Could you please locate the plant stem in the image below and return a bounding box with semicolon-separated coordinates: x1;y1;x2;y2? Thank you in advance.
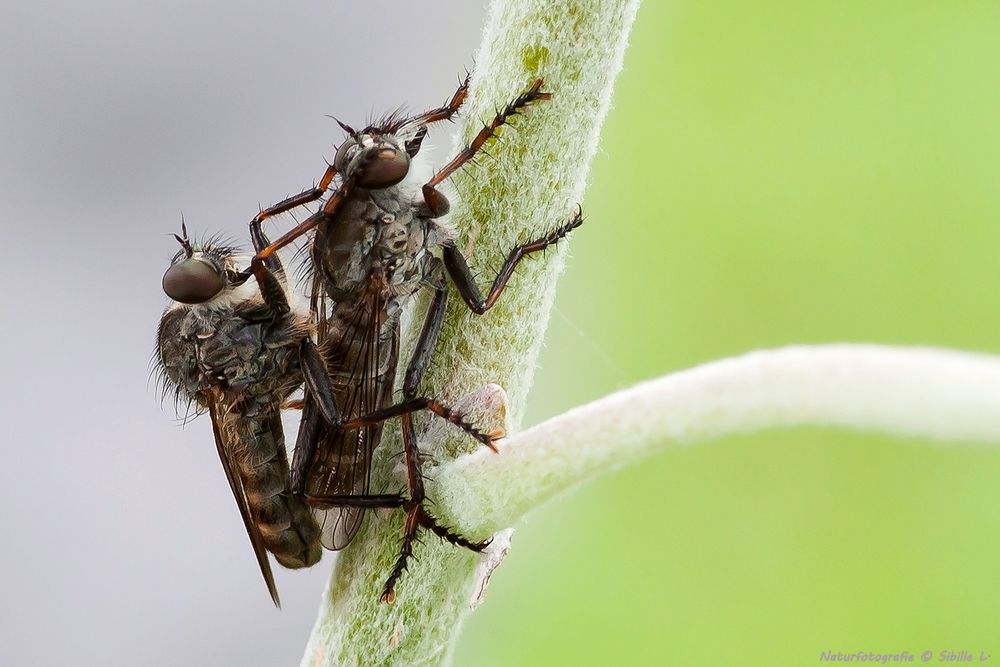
433;344;1000;537
301;0;640;665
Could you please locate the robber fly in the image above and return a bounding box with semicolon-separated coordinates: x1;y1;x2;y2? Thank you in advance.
240;75;584;602
155;222;341;607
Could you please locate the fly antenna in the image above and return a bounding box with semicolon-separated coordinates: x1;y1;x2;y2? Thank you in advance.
174;214;193;257
328;115;361;141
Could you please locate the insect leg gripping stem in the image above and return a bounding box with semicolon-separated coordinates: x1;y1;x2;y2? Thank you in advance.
421;77;551;216
340;397;502;452
444;205;585;314
377;413;492;605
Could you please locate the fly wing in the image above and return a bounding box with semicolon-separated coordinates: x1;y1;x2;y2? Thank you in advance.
306;296;399;550
308;423;381;549
206;395;281;607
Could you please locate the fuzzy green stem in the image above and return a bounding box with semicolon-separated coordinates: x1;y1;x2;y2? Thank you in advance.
301;1;640;665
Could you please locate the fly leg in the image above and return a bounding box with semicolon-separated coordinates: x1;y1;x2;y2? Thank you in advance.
251;163;338;235
419;77;551;216
234;163;341;282
249;220;341;433
399;72;471;130
339;396;502;452
302;285;499;601
394;73;472;158
377;411;490;604
237;186;344;279
339;280;503;451
444;206;584;314
288;397;323;495
236;144;380;280
375;283;493;602
246;216;293;315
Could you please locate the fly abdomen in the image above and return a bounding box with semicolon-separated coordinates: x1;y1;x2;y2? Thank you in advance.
224;406;322;569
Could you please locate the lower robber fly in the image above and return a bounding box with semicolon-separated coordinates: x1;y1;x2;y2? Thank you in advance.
155;223;343;607
240;74;584;601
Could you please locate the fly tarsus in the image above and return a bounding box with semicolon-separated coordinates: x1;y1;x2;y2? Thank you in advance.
340;396;504;452
251;163;338;227
380;502;491;605
390;71;472;135
444;205;584;315
421;77;551;216
299;490;490;604
420;509;491;552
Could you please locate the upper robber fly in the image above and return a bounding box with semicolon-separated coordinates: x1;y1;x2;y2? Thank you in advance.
241;74;584;602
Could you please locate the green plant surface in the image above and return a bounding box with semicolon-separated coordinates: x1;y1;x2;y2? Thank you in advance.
454;2;1000;666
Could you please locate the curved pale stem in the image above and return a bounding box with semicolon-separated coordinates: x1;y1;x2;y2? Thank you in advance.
433;344;1000;536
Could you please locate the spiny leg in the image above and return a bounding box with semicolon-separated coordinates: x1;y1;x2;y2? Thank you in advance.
341;276;503;450
249;209;288;279
240;163;339;282
306;281;497;601
391;72;472;133
251;163;338;230
340;396;501;452
380;411;426;603
421;77;551;216
377;280;493;602
378;412;492;603
241;217;294;317
444;206;584;314
381;508;492;603
246;220;342;431
403;282;448;399
236;163;367;284
244;206;328;269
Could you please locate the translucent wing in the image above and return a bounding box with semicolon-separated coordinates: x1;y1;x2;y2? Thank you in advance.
206;395;281;607
306;295;399;550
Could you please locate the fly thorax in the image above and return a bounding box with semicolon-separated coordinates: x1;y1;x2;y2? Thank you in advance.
376;214;409;257
377;215;430;292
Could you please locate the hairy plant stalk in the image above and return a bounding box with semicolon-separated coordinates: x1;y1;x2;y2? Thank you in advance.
301;1;640;665
433;344;1000;536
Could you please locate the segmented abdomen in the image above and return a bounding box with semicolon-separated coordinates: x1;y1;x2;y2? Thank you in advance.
223;405;321;568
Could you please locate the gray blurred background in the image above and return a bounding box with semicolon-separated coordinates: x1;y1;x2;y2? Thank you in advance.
10;2;1000;666
0;2;488;664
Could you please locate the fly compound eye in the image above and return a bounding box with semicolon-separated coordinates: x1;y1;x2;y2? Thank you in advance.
162;258;225;304
356;146;410;189
334;138;358;171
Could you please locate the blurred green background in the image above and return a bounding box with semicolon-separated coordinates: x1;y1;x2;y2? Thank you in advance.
455;2;1000;665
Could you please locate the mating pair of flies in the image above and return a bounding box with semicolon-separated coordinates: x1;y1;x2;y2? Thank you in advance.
156;75;583;606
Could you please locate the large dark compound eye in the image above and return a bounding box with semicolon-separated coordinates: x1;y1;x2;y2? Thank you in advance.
162;258;225;304
357;146;410;189
334;137;358;171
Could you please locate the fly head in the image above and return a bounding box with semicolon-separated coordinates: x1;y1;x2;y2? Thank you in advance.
333;123;411;190
162;228;242;305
